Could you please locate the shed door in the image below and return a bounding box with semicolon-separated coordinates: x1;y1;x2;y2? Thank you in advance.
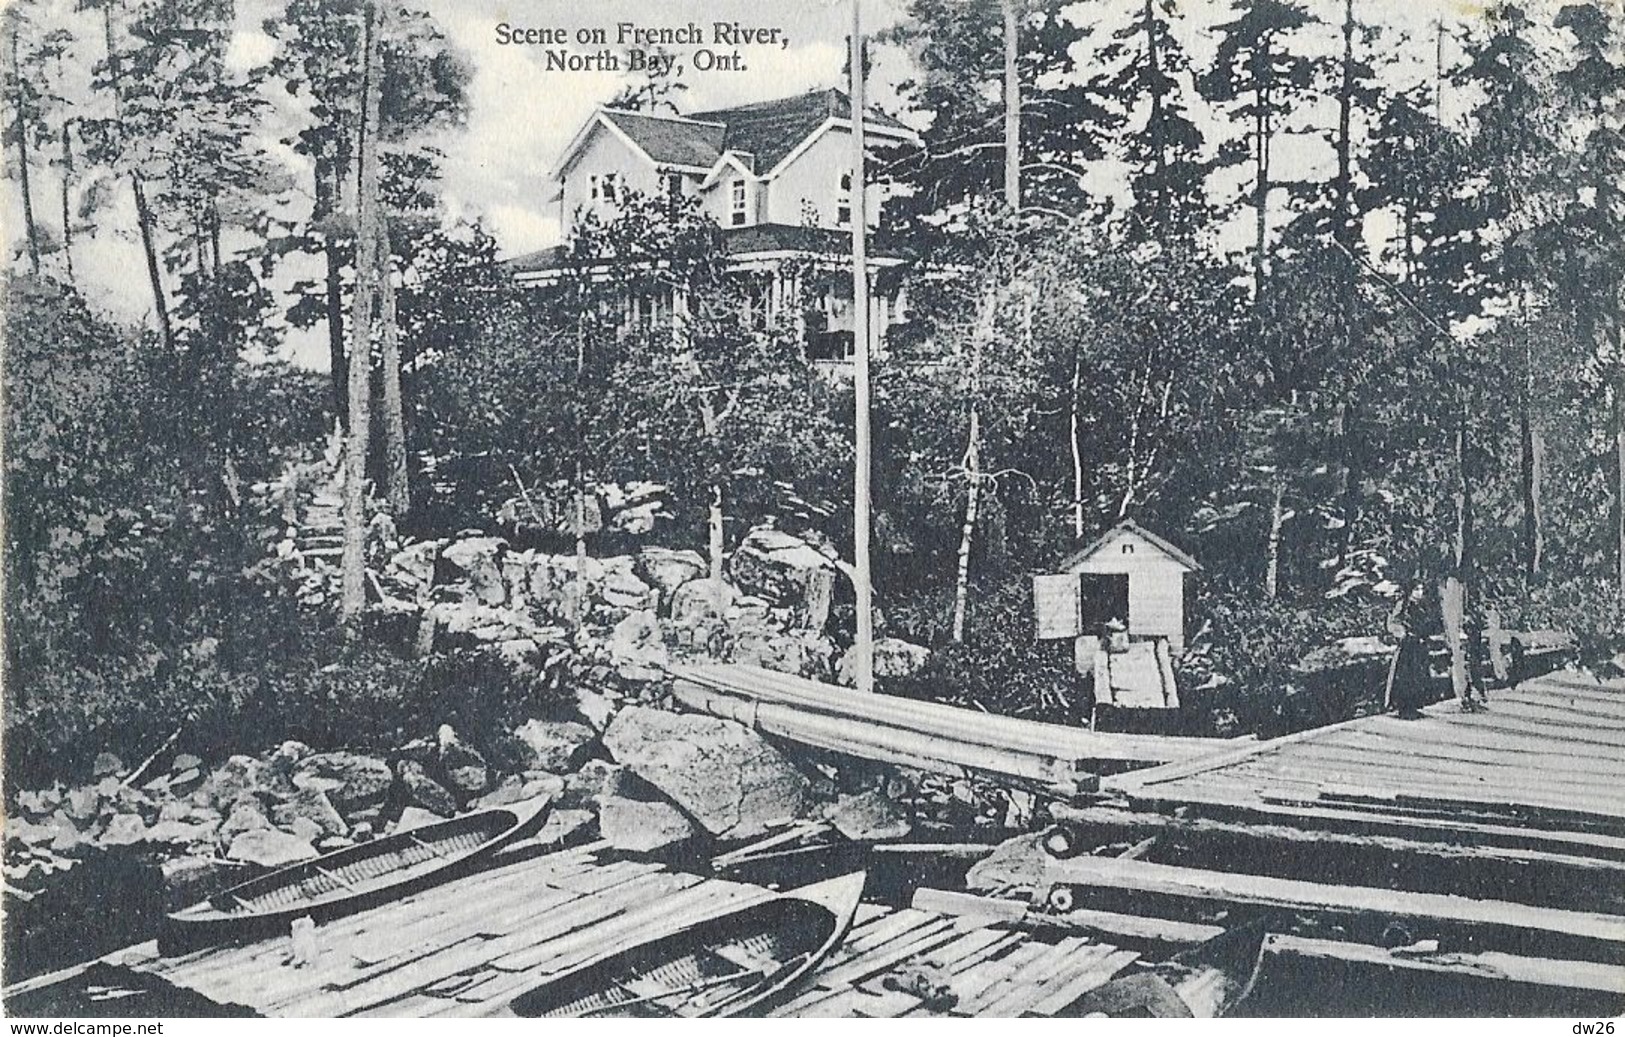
1033;574;1081;640
1080;573;1129;633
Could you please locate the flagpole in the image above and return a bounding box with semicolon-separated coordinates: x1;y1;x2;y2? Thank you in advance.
850;0;874;693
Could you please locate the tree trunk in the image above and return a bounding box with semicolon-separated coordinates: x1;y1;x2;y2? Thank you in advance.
99;5;172;350
131;177;173;350
1142;0;1165;220
1520;404;1544;587
1264;479;1284;599
377;217;410;516
1252;74;1270;297
1338;398;1361;567
318;152;350;427
11;33;41;275
1002;0;1020;211
1615;323;1625;603
59;121;75;284
340;0;383;633
1334;0;1355;247
951;405;981;643
1070;345;1085;539
709;484;725;586
1445;405;1480;701
572;460;589;629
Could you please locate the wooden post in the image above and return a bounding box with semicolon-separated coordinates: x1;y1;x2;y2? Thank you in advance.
850;0;874;693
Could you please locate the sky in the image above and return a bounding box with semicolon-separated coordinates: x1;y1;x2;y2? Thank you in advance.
6;0;1504;368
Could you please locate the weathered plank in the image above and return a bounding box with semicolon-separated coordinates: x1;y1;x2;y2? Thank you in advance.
1040;856;1625;954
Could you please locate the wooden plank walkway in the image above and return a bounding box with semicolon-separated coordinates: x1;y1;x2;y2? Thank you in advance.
1106;674;1625;858
11;843;1139;1018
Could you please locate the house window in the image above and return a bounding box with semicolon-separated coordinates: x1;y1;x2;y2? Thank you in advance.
600;172;618;204
837;171;853;226
730;179;748;226
589;174;599;200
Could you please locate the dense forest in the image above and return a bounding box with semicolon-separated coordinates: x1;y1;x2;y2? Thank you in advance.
4;0;1623;788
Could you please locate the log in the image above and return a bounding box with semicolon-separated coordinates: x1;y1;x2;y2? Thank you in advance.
1039;855;1625;960
672;680;1098;797
1266;934;1625;996
673;663;1221;766
1047;804;1625;913
1122;788;1625;862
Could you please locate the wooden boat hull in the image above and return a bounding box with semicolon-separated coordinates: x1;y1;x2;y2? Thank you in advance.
496;871;867;1018
1068;922;1266;1018
160;798;551;953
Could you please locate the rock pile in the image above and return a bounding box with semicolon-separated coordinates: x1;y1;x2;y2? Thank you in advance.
5;695;941;902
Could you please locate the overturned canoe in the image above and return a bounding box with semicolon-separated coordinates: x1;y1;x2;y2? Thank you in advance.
498;871;867;1018
1069;921;1266;1018
161;797;551;952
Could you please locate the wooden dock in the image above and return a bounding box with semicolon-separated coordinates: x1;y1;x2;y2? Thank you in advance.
10;672;1623;1018
1104;673;1625;859
4;842;1146;1018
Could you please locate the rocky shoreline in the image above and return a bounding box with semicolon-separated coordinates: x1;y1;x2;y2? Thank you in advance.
5;514;949;918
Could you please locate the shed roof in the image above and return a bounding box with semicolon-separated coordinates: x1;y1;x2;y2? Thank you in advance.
1058;519;1202;573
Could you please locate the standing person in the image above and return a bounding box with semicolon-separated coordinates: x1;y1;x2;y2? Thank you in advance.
1384;580;1436;719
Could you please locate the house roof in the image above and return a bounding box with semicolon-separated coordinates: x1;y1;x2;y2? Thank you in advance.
554;89;915;184
1058;519;1202;573
690;88;912;173
505;223;905;275
598;109;726;169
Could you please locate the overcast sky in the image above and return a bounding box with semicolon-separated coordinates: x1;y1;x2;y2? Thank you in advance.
12;0;1495;368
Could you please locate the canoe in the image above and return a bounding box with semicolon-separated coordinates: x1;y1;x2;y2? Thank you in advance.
161;797;551;952
498;871;867;1018
1068;921;1266;1018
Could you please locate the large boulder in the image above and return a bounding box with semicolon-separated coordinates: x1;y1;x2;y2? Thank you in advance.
728;625;834;680
529;554;604;609
437;725;489;795
100;813;149;847
536;808;597;847
597;558;656;613
598;794;697;853
965;833;1048;894
226;828;317;869
558;760;625;811
219;799;271;840
15;787;64;819
827;790;912;842
63;786;101;823
728;527;837;630
92;752;126;779
292;752;394;812
441;536;508;606
602;707;811;840
635;548;708;613
145;819;217;849
838;637;932;685
264;740;313;782
474;772;565;811
385;539;443;596
607;610;669;683
162;855;226;904
271;789;348;839
396;760;458;817
669;578;736;631
200;755;268;810
513;718;598;774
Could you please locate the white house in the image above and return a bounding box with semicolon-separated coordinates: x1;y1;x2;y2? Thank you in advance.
507;88;920;364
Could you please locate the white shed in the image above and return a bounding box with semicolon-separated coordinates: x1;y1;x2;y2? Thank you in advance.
1033;519;1201;656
